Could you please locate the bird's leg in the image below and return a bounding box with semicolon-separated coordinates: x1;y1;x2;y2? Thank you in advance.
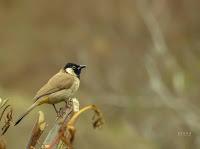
64;101;68;108
52;104;60;118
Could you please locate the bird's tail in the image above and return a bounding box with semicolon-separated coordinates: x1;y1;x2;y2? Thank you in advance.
14;102;38;126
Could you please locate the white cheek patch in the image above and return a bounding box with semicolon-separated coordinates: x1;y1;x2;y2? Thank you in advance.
66;68;76;76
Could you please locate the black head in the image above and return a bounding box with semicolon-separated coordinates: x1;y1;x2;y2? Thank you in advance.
64;63;86;78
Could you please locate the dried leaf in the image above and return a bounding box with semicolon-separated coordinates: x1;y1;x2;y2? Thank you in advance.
26;111;46;148
0;99;8;109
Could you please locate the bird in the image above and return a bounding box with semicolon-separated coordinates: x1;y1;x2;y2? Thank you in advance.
14;63;86;126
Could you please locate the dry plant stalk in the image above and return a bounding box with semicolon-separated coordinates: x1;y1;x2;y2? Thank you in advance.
42;106;74;149
56;104;104;149
42;100;104;149
56;104;104;148
26;98;104;149
26;111;46;149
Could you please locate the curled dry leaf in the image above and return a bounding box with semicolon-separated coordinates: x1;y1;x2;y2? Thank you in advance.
26;111;46;149
68;105;104;129
38;111;46;131
41;103;104;149
2;109;13;135
0;137;6;149
0;105;13;135
0;99;9;110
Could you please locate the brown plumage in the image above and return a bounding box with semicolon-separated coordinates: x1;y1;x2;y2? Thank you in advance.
14;63;86;125
33;69;74;101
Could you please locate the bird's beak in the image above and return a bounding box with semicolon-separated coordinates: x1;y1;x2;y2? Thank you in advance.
79;65;86;70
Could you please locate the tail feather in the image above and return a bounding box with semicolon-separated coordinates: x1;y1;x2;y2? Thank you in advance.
14;103;38;126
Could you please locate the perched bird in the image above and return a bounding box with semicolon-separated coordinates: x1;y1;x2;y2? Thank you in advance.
14;63;86;126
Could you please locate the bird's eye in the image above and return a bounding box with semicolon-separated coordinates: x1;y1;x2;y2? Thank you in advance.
72;66;76;70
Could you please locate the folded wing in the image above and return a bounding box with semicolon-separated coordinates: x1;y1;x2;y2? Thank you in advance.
33;72;74;101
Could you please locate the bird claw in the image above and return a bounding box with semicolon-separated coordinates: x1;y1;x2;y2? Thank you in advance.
56;107;65;118
65;98;73;108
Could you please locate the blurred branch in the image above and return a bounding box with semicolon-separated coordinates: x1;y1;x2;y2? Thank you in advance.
145;57;200;132
137;0;200;133
137;0;185;94
26;111;46;149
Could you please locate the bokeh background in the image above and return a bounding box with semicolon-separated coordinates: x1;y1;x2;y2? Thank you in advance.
0;0;200;148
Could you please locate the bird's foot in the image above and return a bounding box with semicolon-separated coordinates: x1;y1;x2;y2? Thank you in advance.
56;107;66;118
64;99;72;109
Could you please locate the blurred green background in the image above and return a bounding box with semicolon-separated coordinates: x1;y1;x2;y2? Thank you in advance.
0;0;200;148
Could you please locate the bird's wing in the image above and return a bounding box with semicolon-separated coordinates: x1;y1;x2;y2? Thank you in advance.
33;72;74;101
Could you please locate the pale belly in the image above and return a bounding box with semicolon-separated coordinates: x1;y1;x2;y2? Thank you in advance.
47;89;71;104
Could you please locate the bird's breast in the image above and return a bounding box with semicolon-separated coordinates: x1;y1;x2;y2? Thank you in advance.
70;77;80;93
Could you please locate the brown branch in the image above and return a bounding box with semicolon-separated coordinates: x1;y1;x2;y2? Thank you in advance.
26;111;46;149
